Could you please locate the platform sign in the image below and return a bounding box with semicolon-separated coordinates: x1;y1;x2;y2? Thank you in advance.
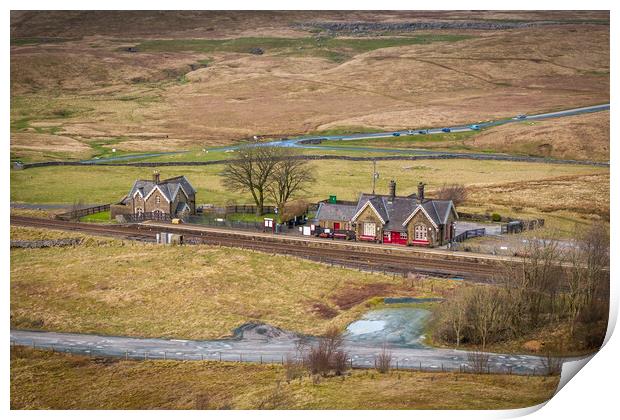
329;195;337;203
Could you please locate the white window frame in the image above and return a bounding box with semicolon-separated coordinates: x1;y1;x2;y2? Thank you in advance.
363;222;376;236
414;225;428;241
136;207;144;216
156;195;161;204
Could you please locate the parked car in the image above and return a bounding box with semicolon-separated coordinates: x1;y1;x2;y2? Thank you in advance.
513;114;527;120
469;124;481;130
441;128;451;133
392;132;401;136
407;130;414;135
418;130;428;135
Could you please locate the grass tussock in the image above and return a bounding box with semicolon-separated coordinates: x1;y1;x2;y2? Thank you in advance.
10;226;118;245
10;240;460;339
10;346;559;410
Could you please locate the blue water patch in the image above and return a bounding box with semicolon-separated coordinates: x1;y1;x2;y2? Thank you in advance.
345;307;431;348
384;297;443;304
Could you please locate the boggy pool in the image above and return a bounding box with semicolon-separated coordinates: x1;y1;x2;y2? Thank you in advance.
345;307;431;348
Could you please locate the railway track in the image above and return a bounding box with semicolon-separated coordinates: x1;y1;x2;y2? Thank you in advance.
11;216;511;282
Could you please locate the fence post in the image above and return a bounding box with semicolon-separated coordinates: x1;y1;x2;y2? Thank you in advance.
125;350;128;360
219;352;222;362
164;351;166;360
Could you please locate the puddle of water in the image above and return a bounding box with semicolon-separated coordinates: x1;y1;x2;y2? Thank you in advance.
346;320;387;335
345;307;431;348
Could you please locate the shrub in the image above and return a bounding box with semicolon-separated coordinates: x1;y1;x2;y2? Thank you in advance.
467;350;490;374
375;346;392;374
491;213;501;222
302;327;349;377
284;355;305;382
541;352;563;376
435;183;468;205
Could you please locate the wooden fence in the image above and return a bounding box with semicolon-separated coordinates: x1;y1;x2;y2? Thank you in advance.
453;228;485;243
201;205;277;215
55;204;110;221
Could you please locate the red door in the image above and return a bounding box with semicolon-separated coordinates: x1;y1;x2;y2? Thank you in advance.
333;222;340;230
388;231;407;246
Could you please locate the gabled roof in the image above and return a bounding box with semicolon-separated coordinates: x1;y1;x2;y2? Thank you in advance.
402;200;457;228
175;201;191;214
351;194;388;224
125;176;196;204
315;202;357;222
314;191;458;233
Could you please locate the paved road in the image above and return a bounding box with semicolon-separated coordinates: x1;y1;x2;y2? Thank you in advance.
259;103;611;151
11;326;556;375
82;103;609;163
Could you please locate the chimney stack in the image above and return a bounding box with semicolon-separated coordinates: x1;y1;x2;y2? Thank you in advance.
389;180;396;202
153;170;160;184
417;182;425;203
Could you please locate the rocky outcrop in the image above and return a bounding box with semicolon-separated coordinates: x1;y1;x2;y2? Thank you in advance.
10;238;82;248
293;20;571;35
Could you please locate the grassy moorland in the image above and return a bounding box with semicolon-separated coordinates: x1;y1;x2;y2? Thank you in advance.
10;231;460;339
10;347;559;410
136;35;474;63
11;12;609;158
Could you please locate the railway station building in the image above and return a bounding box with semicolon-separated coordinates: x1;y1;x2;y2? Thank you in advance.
315;181;458;247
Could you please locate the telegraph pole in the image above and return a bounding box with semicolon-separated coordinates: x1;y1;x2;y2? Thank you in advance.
372;160;379;194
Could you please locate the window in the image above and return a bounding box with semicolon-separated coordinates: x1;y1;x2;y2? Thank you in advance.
136;207;143;216
363;222;376;236
401;232;408;240
414;225;427;241
156;195;161;204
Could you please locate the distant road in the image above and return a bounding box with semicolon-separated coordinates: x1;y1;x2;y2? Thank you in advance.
76;103;609;164
273;103;610;150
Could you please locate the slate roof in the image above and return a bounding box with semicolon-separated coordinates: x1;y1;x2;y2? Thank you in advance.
350;193;457;232
175;201;191;213
315;202;357;222
122;176;196;204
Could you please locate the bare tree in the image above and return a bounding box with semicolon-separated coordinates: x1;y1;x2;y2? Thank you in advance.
70;198;85;221
507;236;564;328
220;147;281;215
541;351;563;376
375;344;392;374
449;292;468;348
467;350;490;374
468;287;505;350
435;183;468;205
565;223;609;338
267;151;315;221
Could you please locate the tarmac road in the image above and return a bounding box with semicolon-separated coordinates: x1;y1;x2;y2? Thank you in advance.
10;321;558;376
207;103;610;159
77;103;609;164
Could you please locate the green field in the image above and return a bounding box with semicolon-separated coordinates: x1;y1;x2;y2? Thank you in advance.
320;131;478;149
10;159;606;205
79;210;111;222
